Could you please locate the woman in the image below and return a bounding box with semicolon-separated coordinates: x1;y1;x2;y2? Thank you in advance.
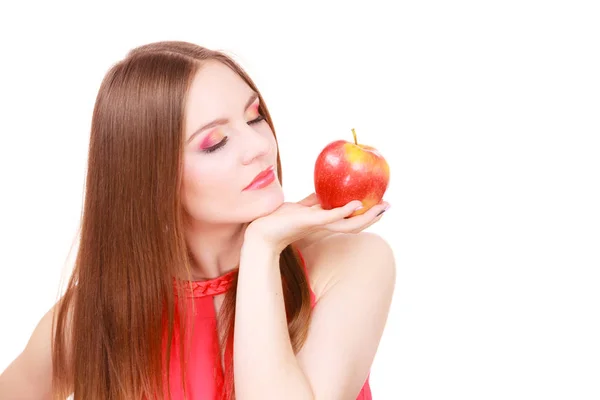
0;41;395;399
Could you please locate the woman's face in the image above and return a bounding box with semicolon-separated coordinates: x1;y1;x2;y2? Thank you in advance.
181;61;284;226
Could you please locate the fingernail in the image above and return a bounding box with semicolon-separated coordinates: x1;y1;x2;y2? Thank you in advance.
376;204;390;216
354;201;364;210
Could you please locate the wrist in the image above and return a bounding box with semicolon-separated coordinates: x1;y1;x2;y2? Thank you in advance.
242;228;283;260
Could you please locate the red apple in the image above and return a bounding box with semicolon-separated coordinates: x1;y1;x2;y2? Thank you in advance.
314;128;390;216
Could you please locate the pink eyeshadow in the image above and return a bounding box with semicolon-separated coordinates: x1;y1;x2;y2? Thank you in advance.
199;129;224;149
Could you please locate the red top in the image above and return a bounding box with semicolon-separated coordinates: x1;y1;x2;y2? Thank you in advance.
165;251;372;399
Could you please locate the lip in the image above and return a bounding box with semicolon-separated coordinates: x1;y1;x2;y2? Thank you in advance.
243;166;276;191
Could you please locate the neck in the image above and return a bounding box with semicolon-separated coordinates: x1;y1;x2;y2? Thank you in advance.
183;219;248;280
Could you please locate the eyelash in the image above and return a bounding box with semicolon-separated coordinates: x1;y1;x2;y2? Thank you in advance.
201;114;266;154
248;114;265;125
202;136;229;153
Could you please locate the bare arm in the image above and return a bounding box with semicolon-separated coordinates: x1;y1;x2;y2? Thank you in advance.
0;306;56;400
296;232;396;398
234;231;396;399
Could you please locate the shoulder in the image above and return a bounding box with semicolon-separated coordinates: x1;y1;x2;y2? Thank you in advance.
0;301;64;398
1;292;76;373
298;232;396;302
292;233;395;398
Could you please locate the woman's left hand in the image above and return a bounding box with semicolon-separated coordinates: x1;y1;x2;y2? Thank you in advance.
245;193;389;254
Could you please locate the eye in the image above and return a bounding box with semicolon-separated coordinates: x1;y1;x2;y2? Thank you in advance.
248;114;265;125
198;127;228;154
201;136;228;153
245;102;266;125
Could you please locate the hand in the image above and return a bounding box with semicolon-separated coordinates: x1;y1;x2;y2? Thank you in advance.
294;194;388;250
245;193;389;254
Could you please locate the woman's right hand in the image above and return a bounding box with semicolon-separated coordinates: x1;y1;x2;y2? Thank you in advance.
245;193;389;255
293;193;388;250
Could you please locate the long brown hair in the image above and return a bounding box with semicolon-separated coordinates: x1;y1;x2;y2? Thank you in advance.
51;41;312;400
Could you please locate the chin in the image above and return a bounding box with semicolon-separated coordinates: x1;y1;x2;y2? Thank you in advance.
190;186;285;226
244;186;285;221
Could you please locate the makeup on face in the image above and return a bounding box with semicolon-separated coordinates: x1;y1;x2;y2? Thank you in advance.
198;127;228;153
245;100;260;121
198;127;226;149
193;96;263;153
242;165;276;191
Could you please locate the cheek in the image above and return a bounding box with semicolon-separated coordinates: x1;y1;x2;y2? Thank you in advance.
182;158;235;208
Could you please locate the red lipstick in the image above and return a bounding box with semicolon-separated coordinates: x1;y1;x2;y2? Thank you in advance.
243;166;275;191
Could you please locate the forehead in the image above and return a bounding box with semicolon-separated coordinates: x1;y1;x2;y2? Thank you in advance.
185;61;254;137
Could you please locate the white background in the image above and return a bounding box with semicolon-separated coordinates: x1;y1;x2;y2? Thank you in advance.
1;1;599;399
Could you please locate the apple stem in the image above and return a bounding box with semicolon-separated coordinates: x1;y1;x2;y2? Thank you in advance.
351;128;358;145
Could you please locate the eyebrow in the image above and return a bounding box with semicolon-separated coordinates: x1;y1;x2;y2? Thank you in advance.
186;92;259;144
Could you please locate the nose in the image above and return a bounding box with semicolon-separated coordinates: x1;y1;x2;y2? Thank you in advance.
239;124;272;165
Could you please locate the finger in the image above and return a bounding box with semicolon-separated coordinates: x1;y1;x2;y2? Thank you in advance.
348;215;380;233
308;200;364;225
348;213;382;233
324;202;389;233
297;193;319;207
326;205;385;233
